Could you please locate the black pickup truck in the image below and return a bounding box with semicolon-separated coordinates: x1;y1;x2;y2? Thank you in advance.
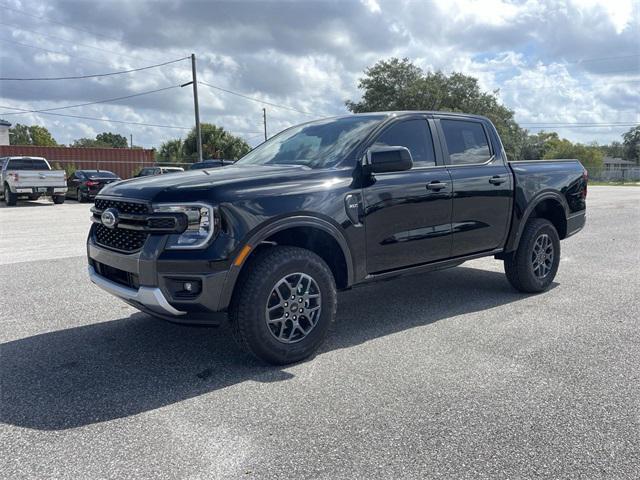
88;112;587;364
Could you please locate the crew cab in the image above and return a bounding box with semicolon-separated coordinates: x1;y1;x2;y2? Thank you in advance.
1;156;67;205
87;112;587;364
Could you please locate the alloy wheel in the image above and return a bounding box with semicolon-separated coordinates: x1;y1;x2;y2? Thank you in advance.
265;272;322;343
531;233;554;279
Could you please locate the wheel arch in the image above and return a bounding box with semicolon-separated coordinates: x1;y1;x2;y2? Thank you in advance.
507;192;569;252
218;216;354;310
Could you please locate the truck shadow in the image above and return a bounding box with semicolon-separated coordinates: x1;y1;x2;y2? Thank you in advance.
0;265;551;431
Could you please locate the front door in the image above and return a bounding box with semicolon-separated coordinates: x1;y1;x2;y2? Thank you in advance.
363;118;453;273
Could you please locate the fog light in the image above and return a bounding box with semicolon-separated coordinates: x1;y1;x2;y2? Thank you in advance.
167;278;202;298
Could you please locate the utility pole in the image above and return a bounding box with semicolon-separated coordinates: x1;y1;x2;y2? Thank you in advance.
191;53;203;161
263;108;267;142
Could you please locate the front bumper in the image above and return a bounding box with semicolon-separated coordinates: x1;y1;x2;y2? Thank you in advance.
88;265;185;316
87;234;230;326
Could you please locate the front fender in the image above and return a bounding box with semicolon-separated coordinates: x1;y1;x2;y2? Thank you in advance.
216;215;354;311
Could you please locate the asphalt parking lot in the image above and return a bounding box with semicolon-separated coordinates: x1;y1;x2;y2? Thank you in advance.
1;186;639;479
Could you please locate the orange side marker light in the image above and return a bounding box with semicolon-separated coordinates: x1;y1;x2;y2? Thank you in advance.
234;245;252;266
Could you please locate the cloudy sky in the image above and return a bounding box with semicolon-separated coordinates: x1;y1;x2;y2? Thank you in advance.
0;0;638;151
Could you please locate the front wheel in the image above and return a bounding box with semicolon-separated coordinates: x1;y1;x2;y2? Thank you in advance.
504;218;560;293
229;246;337;365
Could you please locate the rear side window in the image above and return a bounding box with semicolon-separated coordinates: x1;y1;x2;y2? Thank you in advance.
374;119;436;167
6;158;50;170
441;120;492;165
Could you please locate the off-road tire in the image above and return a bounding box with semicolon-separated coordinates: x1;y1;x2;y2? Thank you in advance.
229;246;337;365
4;185;17;206
504;218;560;293
53;195;65;204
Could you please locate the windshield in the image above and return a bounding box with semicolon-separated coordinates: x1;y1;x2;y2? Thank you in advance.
7;158;49;170
236;115;385;168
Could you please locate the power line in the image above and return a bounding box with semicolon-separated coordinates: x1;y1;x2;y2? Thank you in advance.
0;85;184;116
198;81;318;116
520;122;638;125
0;37;132;69
0;21;164;66
0;56;189;81
524;124;638;129
567;54;640;65
2;3;135;47
0;105;192;130
0;105;265;136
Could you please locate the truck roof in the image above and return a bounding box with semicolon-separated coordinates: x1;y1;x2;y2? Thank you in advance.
329;111;492;122
1;156;47;160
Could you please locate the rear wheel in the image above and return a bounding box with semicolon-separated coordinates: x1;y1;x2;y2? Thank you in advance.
504;218;560;293
77;189;86;203
28;194;40;201
229;246;337;365
4;184;17;206
53;195;65;204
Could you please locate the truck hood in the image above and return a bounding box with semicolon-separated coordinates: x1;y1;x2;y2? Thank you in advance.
98;164;316;202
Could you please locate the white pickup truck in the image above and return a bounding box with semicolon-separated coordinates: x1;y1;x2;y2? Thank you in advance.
0;156;67;206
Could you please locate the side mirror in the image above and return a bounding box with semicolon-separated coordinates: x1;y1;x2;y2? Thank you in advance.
367;146;413;173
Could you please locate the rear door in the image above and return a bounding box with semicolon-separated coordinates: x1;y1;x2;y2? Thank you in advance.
437;117;512;257
363;117;453;273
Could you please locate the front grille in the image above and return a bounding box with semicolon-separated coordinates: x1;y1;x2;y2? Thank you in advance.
94;198;150;215
95;223;148;253
93;198;151;253
94;261;139;289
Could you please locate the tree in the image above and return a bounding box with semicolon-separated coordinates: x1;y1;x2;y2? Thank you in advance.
72;137;108;148
96;132;128;148
9;123;58;146
600;140;625;159
543;139;604;175
520;131;560;160
157;139;184;163
345;58;526;160
622;126;640;164
71;132;128;148
183;123;251;160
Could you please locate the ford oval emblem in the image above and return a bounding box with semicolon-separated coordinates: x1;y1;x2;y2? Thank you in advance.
101;208;119;229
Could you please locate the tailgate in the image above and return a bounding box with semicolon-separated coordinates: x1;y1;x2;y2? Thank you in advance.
9;170;66;188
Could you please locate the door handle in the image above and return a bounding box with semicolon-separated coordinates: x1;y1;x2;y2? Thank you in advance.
489;175;507;185
426;181;448;191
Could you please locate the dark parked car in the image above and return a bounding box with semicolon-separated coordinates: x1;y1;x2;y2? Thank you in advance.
189;159;234;170
135;166;184;177
87;112;587;365
67;170;121;202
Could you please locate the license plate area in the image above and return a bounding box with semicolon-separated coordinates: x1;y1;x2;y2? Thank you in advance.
36;187;48;193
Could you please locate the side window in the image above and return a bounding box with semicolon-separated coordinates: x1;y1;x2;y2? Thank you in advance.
440;120;492;165
75;172;85;180
374;119;436;167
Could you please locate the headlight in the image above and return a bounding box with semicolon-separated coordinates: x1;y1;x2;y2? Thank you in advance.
152;203;216;249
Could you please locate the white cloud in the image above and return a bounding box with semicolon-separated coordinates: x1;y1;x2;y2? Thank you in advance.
0;0;637;149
